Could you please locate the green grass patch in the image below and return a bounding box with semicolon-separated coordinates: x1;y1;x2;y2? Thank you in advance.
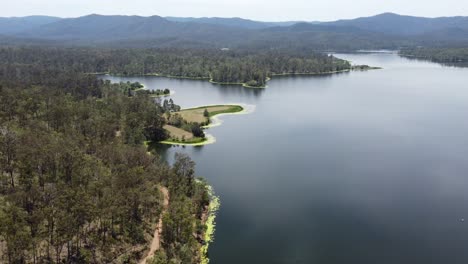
207;105;244;117
182;105;243;115
178;105;244;124
160;137;207;145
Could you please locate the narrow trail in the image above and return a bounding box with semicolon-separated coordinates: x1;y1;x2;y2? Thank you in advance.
139;186;169;264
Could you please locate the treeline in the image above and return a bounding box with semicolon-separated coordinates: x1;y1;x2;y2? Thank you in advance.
0;47;351;87
0;49;209;263
400;47;468;64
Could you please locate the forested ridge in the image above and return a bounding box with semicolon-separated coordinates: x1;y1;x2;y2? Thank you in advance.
400;47;468;64
0;47;351;88
2;13;468;51
0;46;211;263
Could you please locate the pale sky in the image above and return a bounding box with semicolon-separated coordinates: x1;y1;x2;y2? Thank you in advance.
2;0;467;21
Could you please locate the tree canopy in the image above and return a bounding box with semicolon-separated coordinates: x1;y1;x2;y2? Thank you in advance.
0;46;209;263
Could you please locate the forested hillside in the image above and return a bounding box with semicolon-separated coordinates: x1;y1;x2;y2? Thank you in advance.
324;13;468;35
164;16;300;29
400;47;468;63
0;47;211;263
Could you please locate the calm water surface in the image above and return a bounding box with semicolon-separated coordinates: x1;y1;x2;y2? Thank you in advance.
105;53;468;264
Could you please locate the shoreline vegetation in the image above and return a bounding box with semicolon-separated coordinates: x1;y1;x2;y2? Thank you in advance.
101;64;379;89
139;176;218;264
159;105;246;146
200;184;220;264
102;70;352;89
77;48;353;89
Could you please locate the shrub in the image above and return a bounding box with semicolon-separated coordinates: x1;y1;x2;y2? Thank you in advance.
191;124;205;138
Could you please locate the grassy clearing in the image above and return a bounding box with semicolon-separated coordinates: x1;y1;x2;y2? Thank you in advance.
207;105;243;118
161;125;208;144
163;125;194;140
178;105;244;124
160;105;243;146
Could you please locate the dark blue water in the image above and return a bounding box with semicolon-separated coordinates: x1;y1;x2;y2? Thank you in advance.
105;53;468;264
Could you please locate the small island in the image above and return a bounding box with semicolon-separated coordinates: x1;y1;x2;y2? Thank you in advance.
119;81;172;97
149;88;172;97
352;65;382;71
160;105;244;145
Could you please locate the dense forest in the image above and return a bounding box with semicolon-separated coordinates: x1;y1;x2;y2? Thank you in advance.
0;47;351;88
0;47;211;263
400;47;468;64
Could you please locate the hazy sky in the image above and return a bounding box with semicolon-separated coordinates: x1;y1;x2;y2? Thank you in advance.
2;0;467;21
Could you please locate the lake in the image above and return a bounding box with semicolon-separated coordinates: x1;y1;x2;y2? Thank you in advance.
104;53;468;264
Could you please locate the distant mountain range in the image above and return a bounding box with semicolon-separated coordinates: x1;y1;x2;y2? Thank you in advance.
0;13;467;50
164;17;305;29
0;16;61;34
324;13;468;35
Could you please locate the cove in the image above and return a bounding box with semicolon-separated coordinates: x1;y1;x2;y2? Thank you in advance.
103;53;468;264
